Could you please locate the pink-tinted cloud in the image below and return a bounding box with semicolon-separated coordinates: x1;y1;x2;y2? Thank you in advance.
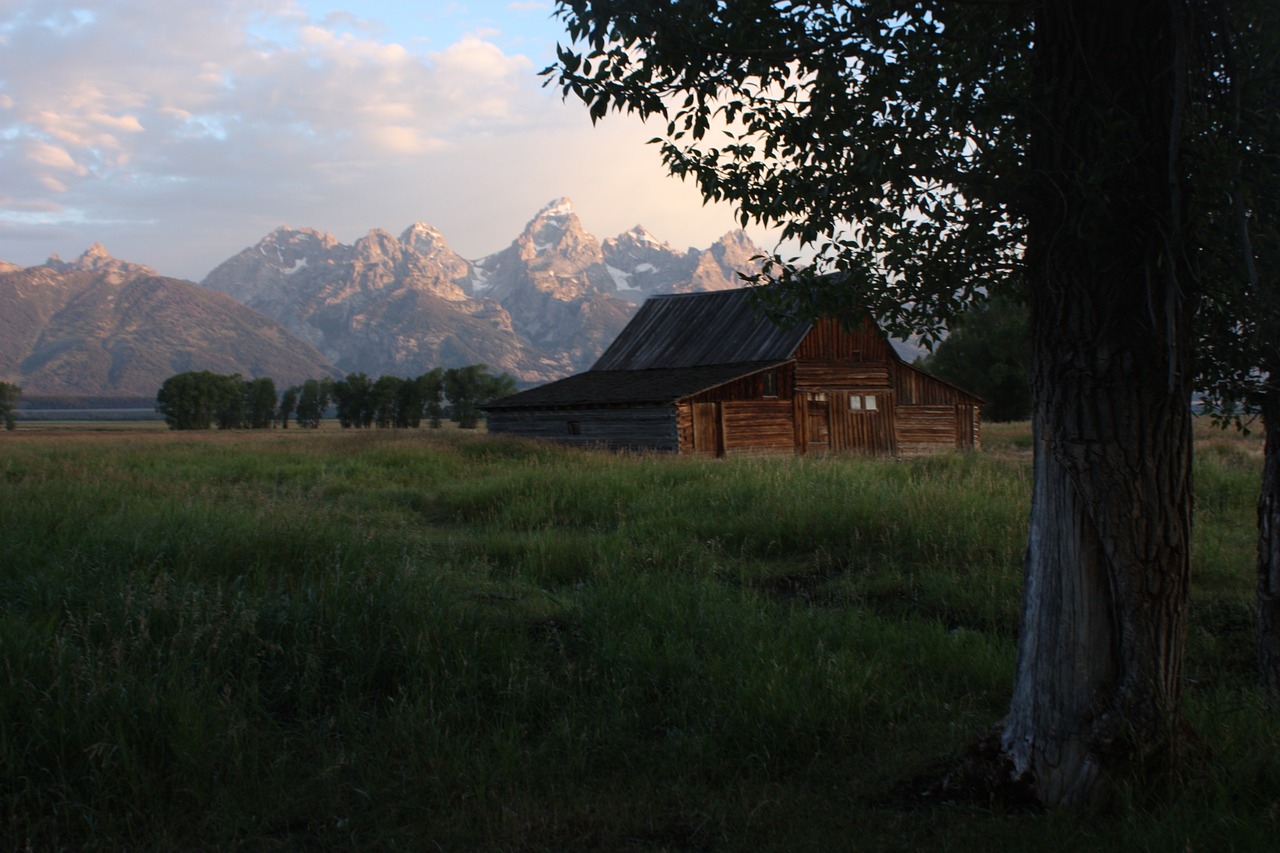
0;0;765;279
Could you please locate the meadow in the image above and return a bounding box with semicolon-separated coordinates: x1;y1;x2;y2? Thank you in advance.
0;421;1275;851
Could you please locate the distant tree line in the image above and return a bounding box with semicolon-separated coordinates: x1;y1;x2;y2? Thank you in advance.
155;367;516;431
0;381;21;430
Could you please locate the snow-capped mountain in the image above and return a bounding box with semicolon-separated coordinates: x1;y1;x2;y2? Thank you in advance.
0;200;764;395
201;198;763;381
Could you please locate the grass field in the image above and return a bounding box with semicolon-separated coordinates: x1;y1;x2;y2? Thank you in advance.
0;421;1275;850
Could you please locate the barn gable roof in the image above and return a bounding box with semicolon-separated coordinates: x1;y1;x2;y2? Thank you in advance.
592;288;812;370
482;286;976;414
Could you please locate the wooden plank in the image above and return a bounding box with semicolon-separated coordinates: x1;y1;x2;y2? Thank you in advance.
794;316;895;362
795;364;892;388
487;407;679;451
893;404;960;456
722;401;795;452
685;364;796;404
691;402;719;455
829;390;896;454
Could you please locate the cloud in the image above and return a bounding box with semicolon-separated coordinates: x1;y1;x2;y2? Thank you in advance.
24;140;85;174
0;0;761;279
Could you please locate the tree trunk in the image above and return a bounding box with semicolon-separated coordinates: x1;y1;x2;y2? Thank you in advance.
1258;380;1280;704
999;0;1193;805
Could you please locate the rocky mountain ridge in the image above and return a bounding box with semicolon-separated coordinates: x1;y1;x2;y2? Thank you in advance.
0;199;765;396
0;246;338;396
201;198;762;381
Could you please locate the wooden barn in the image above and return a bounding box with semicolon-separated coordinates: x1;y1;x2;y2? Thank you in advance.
482;288;983;457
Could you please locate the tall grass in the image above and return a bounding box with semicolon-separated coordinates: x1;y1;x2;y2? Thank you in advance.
0;424;1272;850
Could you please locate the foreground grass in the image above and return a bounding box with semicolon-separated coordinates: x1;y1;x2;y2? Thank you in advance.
0;424;1273;850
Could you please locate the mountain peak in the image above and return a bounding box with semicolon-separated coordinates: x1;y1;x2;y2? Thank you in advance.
402;221;444;240
57;242;113;269
261;225;337;243
535;197;576;220
46;243;156;280
399;221;450;255
608;225;669;250
514;197;599;268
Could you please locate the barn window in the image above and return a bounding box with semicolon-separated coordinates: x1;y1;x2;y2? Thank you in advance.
865;395;878;410
762;371;777;397
567;421;581;435
850;394;878;412
849;395;862;411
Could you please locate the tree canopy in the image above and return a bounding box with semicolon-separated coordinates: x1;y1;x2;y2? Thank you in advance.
205;366;516;432
917;293;1030;422
444;365;517;430
548;0;1031;341
156;371;228;430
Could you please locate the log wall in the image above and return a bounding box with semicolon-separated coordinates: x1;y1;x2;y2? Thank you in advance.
795;363;892;391
684;365;796;404
678;400;796;455
488;314;982;457
828;390;897;454
486;407;679;451
894;405;969;457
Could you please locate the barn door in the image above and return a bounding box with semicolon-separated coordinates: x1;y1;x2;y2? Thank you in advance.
691;402;721;455
805;393;830;452
835;391;896;454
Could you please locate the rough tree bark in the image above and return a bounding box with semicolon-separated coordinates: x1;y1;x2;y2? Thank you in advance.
1259;380;1280;704
999;0;1194;805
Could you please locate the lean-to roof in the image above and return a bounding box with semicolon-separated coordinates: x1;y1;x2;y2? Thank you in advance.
482;360;789;410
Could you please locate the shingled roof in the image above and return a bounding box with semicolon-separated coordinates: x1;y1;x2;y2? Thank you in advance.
484;289;810;411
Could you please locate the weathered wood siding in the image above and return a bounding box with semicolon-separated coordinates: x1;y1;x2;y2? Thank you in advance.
802;394;830;451
893;361;977;405
829;390;896;454
894;404;979;457
679;402;722;455
678;399;795;455
684;365;796;404
488;305;981;458
795;364;892;391
722;401;795;453
957;404;981;450
793;316;895;363
486;407;678;451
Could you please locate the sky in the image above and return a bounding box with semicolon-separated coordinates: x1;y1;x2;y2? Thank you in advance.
0;0;766;281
